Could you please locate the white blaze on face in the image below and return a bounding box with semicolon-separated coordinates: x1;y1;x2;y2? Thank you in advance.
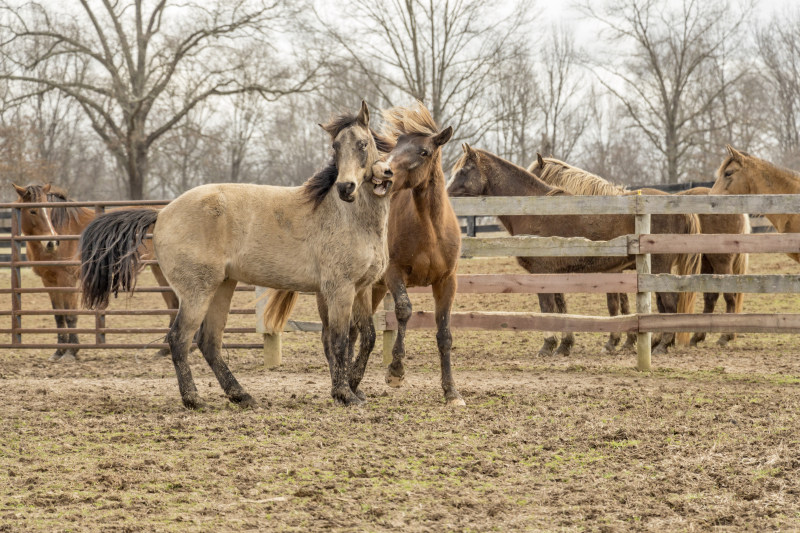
41;207;59;251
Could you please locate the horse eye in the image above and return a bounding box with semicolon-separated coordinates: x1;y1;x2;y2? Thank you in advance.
358;141;367;151
29;209;37;215
420;149;429;157
333;141;341;151
724;170;734;178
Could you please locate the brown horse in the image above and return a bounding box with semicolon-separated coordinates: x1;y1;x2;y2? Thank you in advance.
711;145;800;264
449;146;699;355
12;183;178;361
372;102;463;406
81;101;394;409
676;187;749;346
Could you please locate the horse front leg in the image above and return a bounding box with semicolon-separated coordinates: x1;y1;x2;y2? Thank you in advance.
603;293;622;354
554;293;574;356
348;288;375;401
537;293;558;357
432;275;465;406
619;293;637;352
652;292;677;354
322;286;360;406
44;279;69;362
385;267;410;388
61;288;80;362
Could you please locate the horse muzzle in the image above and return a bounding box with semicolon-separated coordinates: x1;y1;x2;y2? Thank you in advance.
371;170;393;197
336;181;357;203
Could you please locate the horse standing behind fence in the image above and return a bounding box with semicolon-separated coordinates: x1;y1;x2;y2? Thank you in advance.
81;101;394;409
12;183;178;361
711;145;800;264
449;146;700;356
675;186;749;346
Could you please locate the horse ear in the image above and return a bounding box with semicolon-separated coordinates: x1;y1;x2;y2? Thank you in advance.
537;153;545;167
356;100;369;127
12;183;26;197
433;126;453;147
42;183;51;194
726;144;743;162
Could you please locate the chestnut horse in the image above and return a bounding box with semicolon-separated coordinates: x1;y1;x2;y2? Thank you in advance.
676;187;749;346
81;102;394;409
12;184;177;361
449;146;700;355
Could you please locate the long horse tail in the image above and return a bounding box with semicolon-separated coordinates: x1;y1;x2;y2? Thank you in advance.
675;213;702;345
80;209;159;310
262;289;299;335
732;215;751;315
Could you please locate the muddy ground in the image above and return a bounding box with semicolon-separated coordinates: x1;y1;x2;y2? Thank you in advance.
1;254;799;531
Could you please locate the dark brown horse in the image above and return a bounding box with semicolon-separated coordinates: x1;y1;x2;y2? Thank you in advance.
372;102;464;406
449;146;700;355
12;183;178;360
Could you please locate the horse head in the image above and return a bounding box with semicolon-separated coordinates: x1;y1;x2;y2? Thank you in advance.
12;183;60;253
320;101;391;202
711;145;755;195
447;143;485;197
381;102;453;191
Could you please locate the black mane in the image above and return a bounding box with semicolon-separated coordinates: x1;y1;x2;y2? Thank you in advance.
302;159;339;210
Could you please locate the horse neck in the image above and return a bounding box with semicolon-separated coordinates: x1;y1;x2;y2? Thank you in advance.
481;153;557;236
751;163;800;194
412;164;452;225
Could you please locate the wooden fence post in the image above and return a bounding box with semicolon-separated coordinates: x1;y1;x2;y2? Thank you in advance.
635;195;652;371
382;293;395;366
254;287;281;369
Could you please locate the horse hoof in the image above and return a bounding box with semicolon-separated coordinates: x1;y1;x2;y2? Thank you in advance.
446;396;466;407
555;346;571;357
182;393;205;410
59;353;78;363
334;392;364;407
716;337;730;348
353;388;366;401
49;351;63;362
231;392;257;409
385;373;405;388
538;348;554;357
601;344;615;355
652;344;668;356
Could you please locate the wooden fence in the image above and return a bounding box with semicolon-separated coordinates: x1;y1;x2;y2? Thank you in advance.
259;193;800;372
3;194;800;372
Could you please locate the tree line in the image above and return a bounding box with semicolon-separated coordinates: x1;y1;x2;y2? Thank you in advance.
0;0;796;201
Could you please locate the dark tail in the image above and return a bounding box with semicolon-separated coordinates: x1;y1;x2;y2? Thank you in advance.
80;209;159;310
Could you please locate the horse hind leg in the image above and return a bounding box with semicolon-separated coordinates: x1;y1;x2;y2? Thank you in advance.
652;292;677;355
690;257;716;347
151;264;180;357
59;290;81;362
385;267;410;388
553;293;574;356
196;279;256;409
166;286;219;410
618;293;637;352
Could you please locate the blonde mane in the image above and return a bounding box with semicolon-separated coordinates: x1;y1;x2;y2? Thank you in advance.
381;101;439;142
532;157;628;196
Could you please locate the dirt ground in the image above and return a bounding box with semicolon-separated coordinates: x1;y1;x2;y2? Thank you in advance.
1;254;799;531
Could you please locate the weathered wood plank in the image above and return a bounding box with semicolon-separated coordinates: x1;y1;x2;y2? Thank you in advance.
406;273;638;294
640;274;800;294
460;235;630;258
449;194;800;217
639;313;800;333
639;233;800;254
384;311;638;333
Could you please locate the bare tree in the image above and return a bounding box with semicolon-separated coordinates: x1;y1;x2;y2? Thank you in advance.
320;0;531;151
756;10;800;169
582;0;753;183
0;1;322;198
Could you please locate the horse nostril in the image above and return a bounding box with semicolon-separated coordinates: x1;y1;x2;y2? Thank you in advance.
383;168;393;178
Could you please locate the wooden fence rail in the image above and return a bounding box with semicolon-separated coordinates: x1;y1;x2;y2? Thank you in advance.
4;194;800;372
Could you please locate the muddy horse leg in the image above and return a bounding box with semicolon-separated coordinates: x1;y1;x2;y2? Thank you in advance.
196;279;256;408
322;285;360;406
604;293;622;354
48;295;67;361
619;293;637;351
554;293;574;356
60;282;80;362
315;294;335;381
537;293;558;356
385;267;410;388
432;275;465;406
690;257;715;347
348;288;376;401
166;290;217;410
652;292;678;354
152;265;179;357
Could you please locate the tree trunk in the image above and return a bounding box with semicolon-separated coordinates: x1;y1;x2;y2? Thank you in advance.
126;141;149;200
665;129;679;184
